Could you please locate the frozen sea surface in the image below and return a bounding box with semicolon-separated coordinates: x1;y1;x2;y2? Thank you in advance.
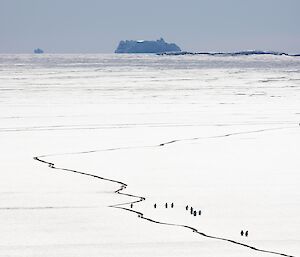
0;54;299;257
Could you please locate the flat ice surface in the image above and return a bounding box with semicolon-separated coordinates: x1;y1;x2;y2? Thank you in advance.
0;54;299;257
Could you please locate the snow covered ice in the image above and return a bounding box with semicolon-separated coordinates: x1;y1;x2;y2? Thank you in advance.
0;54;299;257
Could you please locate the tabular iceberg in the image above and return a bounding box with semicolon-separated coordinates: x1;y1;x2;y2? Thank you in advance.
115;38;181;53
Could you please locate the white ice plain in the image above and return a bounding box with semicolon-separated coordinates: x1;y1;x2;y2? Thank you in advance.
0;54;299;257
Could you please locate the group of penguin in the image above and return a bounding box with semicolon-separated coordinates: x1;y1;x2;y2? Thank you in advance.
152;203;202;217
154;202;175;209
185;205;201;216
131;202;249;237
241;230;249;237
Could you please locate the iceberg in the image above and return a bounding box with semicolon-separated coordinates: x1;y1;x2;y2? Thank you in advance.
115;38;181;54
34;48;44;54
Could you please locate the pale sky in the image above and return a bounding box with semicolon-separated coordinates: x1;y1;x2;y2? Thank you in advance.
0;0;299;53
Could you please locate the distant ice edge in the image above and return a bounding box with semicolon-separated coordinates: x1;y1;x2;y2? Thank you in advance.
158;50;300;57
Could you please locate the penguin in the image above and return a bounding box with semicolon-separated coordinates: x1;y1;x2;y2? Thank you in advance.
245;231;248;237
241;230;244;236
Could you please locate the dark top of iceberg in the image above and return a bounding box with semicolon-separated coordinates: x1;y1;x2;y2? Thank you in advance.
115;38;181;54
34;48;44;54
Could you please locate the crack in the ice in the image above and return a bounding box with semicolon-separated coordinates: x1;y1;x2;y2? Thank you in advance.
38;125;295;158
34;125;298;257
0;122;296;133
0;206;93;210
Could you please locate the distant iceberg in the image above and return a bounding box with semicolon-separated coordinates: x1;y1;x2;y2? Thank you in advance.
34;48;44;54
115;38;181;54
